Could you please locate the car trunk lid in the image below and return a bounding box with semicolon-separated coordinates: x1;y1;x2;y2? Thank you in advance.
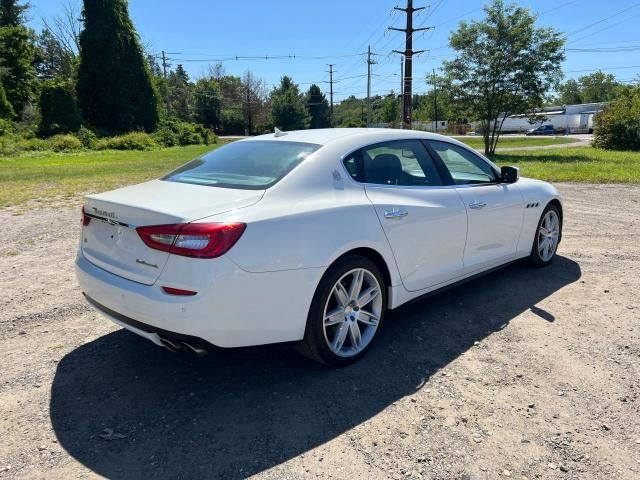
81;180;263;285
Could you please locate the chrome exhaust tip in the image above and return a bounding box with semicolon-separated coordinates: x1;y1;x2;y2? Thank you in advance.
158;337;207;356
159;337;182;353
181;342;208;356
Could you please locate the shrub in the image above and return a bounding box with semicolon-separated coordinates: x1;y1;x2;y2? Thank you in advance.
0;80;14;120
48;134;83;152
98;132;156;150
0;134;20;156
0;118;15;135
153;119;214;147
221;109;245;135
593;87;640;151
21;138;49;151
76;126;98;149
38;80;82;137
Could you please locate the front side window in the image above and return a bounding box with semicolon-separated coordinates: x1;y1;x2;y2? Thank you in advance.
428;141;497;185
164;140;320;190
353;140;443;186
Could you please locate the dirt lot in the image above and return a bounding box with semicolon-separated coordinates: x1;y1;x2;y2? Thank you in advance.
0;184;638;480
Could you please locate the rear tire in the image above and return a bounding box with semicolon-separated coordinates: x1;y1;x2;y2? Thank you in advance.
298;255;387;367
530;203;562;267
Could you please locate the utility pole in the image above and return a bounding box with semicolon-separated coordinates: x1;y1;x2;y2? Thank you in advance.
367;45;377;127
327;63;335;123
245;83;252;136
391;1;432;129
400;56;404;127
161;50;170;116
432;68;438;132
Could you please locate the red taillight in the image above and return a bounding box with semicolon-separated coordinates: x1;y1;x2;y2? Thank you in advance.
81;207;91;226
136;223;246;259
162;286;198;296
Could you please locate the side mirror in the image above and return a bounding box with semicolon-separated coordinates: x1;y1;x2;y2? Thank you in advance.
500;166;520;184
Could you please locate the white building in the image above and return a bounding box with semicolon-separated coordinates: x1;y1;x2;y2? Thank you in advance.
499;103;606;134
370;120;449;132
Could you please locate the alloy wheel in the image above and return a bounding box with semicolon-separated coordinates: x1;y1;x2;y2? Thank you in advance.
322;268;383;358
538;210;560;262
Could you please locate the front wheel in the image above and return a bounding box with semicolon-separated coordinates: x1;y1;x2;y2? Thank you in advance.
530;204;562;267
298;256;387;366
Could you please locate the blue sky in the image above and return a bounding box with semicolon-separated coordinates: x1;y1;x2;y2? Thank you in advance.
27;0;640;101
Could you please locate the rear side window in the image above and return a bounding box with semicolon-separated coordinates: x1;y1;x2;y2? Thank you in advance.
344;140;443;186
343;152;364;182
164;140;320;190
428;141;497;185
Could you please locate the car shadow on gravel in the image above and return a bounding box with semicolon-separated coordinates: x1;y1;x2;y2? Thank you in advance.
50;256;580;479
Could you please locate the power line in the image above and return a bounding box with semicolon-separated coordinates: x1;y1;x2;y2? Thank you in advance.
567;12;640;45
564;3;640;39
167;52;366;63
538;0;581;16
564;64;640;73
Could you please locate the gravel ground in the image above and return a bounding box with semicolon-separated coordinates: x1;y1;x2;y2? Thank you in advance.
0;184;638;480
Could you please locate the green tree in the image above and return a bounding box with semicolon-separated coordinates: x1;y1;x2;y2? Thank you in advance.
194;77;221;128
444;0;564;154
167;64;193;121
270;76;308;130
34;28;76;80
334;95;365;127
0;79;14;118
38;79;81;136
579;71;620;103
557;79;582;105
0;0;37;114
376;93;400;124
306;84;331;128
242;70;267;135
221;109;244;135
76;0;158;133
557;72;621;105
593;85;640;151
0;0;28;26
414;74;456;122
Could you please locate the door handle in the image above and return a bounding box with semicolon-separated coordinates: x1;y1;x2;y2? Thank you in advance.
384;208;409;219
469;201;487;209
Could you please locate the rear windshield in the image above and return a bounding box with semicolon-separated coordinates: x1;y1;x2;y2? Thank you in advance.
163;140;320;190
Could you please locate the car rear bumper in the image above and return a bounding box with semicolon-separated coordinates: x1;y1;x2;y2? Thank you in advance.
83;293;217;352
75;250;324;348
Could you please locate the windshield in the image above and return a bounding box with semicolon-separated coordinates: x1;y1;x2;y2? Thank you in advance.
163;140;320;190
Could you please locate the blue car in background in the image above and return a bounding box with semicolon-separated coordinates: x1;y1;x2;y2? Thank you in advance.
526;125;555;135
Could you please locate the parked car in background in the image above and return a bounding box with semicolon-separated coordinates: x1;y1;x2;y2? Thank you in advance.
76;129;563;366
526;124;555;135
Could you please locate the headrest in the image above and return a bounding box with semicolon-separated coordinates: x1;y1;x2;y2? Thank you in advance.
367;153;402;185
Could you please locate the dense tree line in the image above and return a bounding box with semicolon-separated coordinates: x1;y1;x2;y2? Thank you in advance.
0;0;336;141
555;71;624;105
0;0;637;153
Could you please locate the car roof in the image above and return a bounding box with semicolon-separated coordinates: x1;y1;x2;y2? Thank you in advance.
247;128;454;147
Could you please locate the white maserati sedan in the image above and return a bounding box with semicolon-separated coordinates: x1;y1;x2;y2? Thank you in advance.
76;128;562;366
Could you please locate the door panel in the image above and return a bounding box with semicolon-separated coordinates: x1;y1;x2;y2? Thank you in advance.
365;186;467;291
425;139;525;273
455;184;524;272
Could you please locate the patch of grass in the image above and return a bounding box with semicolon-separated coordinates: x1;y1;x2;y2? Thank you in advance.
490;147;640;183
456;136;579;149
1;143;638;209
0;145;216;208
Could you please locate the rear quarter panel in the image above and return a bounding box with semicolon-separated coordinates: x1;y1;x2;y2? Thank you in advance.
199;140;403;287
